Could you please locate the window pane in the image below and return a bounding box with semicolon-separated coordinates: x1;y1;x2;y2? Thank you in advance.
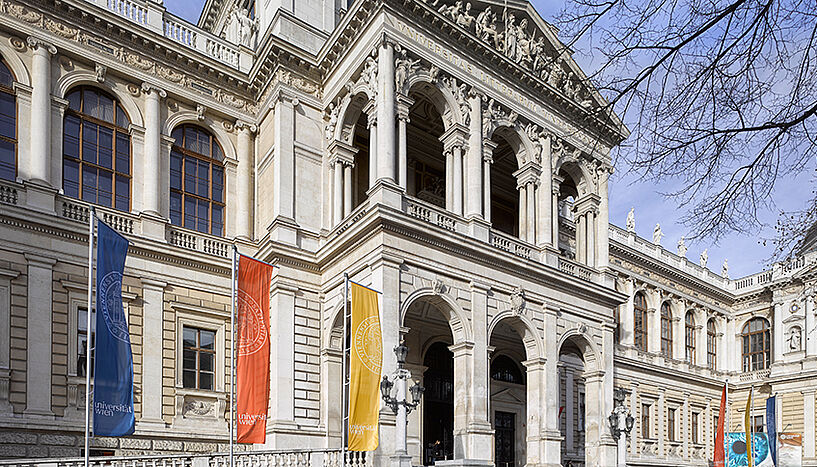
98;170;112;207
82;166;97;202
99;94;114;123
212;141;222;161
116;104;130;128
199;372;213;390
64;159;79;198
184;197;196;229
0;62;12;87
200;330;215;350
170;152;182;189
212;166;224;203
0;92;14;139
64;116;81;158
183;327;196;348
199;352;213;372
212;205;223;237
197;201;209;233
185;157;196;193
183;349;196;370
197;160;209;197
115;175;129;212
82;122;98;164
185;126;198;152
84;89;99;119
171;126;183;143
67;90;81;111
182;369;196;388
0;139;14;181
116;134;130;174
98;127;113;169
170;192;182;226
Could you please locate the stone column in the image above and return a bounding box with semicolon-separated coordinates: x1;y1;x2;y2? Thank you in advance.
140;279;166;425
526;183;536;242
367;110;377;188
523;358;547;467
621;279;635;346
27;37;56;186
446;149;454;210
806;293;816;357
271;92;297;243
24;253;56;416
141;84;166;217
453;145;464;215
596;168;610;268
552;175;563;248
584;370;605;467
586;209;596;267
236;122;256;239
344;163;353;217
683;393;690;459
599;324;618;466
649;290;662;353
657;389;666;456
466;93;483;219
773;300;784;363
629;382;639;457
377;41;396;183
696;318;707;367
483;140;497;223
320;348;343;443
576;212;586;263
542;305;562;466
565;367;575;450
537;135;553;246
450;342;474;459
467;281;493;460
0;268;18;414
333;160;343;225
804;389;815;458
269;279;297;429
396;96;412;190
518;185;527;242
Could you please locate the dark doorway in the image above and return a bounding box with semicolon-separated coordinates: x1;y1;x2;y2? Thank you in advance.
423;341;454;465
495;411;516;467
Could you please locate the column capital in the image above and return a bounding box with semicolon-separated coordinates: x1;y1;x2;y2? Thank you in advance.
141;82;167;98
26;37;56;55
440;123;469;154
328;140;358;167
513;161;541;188
235;120;257;133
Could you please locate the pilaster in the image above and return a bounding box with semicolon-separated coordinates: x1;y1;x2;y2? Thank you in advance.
236;121;257;240
24;253;57;417
139;278;166;427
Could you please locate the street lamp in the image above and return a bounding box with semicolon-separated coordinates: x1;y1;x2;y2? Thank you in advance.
381;342;425;467
609;388;634;467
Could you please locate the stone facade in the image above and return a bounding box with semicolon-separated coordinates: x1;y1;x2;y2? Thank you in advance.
0;0;814;466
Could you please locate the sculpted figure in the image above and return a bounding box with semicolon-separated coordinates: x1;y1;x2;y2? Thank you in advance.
653;223;664;245
626;207;635;232
505;14;518;59
788;327;802;351
475;7;489;38
439;0;462;21
362;56;377;87
548;63;565;89
531;36;547;76
237;8;257;47
516;19;532;65
700;249;708;268
677;236;687;257
394;49;420;94
721;259;729;278
456;2;475;30
325;103;337;141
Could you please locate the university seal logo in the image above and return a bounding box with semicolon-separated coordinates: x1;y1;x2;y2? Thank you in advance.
237;289;268;356
99;271;130;343
353;315;382;374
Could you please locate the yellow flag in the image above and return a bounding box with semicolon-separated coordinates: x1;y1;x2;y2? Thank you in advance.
348;283;382;451
745;387;753;467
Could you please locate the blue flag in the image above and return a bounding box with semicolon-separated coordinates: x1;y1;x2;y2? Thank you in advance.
93;220;134;436
766;395;777;466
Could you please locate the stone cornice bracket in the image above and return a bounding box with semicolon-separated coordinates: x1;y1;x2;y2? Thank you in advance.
141;82;167;98
26;37;56;55
196;104;206;121
95;64;107;83
235;120;257;133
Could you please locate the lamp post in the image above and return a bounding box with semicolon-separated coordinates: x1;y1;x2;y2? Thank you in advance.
381;342;425;467
609;388;635;467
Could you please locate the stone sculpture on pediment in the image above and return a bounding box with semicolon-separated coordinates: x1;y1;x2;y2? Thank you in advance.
653;223;664;245
475;7;498;44
677;236;687;257
516;18;533;65
700;249;708;268
722;259;729;278
504;14;518;60
456;2;476;29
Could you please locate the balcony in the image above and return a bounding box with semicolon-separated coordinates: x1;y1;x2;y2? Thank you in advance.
82;0;247;71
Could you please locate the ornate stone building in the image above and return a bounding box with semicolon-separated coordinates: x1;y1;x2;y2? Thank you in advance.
0;0;813;466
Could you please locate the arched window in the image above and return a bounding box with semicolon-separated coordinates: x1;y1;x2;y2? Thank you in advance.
170;125;225;236
660;302;673;358
491;355;523;384
63;87;131;210
634;292;648;351
707;319;717;370
0;59;17;181
742;318;771;372
685;312;696;364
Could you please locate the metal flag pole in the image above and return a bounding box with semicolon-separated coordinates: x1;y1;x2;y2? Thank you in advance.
84;207;95;467
230;246;237;467
342;273;349;467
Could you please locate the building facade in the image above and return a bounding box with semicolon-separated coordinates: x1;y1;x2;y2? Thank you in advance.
0;0;813;465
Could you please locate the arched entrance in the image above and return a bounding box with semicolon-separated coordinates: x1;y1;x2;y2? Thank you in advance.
406;83;447;208
558;332;603;467
490;129;520;238
423;342;454;463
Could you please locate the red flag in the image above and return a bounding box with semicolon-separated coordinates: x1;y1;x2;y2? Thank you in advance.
236;255;273;443
714;384;727;466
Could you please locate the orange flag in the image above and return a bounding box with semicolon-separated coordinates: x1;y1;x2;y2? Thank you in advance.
236;255;274;443
714;384;726;466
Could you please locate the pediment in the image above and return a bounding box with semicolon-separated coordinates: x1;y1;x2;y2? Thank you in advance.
490;386;525;403
783;313;804;324
421;0;613;116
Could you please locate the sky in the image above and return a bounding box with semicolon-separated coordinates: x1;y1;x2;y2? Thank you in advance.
164;0;815;279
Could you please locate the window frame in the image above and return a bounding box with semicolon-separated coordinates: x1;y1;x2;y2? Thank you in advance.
634;292;648;351
742;318;771;372
169;124;226;237
685;312;696;364
62;87;133;211
667;406;676;442
0;59;17;182
641;402;651;438
174;308;225;393
182;326;217;391
691;411;699;444
707;319;717;370
660;302;673;358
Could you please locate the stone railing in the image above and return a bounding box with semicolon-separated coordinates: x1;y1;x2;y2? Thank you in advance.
0;449;371;467
405;197;459;233
558;256;593;281
334;201;369;236
489;229;534;260
167;226;231;258
60;199;137;236
83;0;244;70
734;270;773;290
738;368;771;382
0;179;19;205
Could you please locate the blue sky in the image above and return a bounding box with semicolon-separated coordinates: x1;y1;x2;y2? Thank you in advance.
165;0;814;278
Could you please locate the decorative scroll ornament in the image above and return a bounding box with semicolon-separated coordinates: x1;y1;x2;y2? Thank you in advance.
183;399;215;417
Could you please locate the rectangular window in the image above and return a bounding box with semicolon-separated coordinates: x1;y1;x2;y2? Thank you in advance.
714;415;720;434
641;403;651;438
182;326;216;390
668;408;676;441
577;391;585;432
752;415;764;433
77;307;95;377
692;412;699;444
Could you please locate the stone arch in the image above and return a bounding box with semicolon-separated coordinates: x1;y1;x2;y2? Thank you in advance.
557;328;602;372
335;91;371;146
400;287;472;344
163;111;237;162
56;71;144;127
555;158;592;197
0;44;30;85
323;297;346;350
405;76;463;130
488;310;543;360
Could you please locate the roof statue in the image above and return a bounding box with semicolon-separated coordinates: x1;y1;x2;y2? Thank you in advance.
626;207;635;232
677;236;687;258
721;259;729;278
653;223;664;245
700;249;708;268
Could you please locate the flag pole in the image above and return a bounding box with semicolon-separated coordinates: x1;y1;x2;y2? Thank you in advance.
84;207;95;467
342;273;349;467
230;246;237;467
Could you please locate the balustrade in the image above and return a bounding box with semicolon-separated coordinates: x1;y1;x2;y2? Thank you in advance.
105;0;147;24
405;198;458;233
489;229;532;260
0;181;18;205
168;227;231;258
